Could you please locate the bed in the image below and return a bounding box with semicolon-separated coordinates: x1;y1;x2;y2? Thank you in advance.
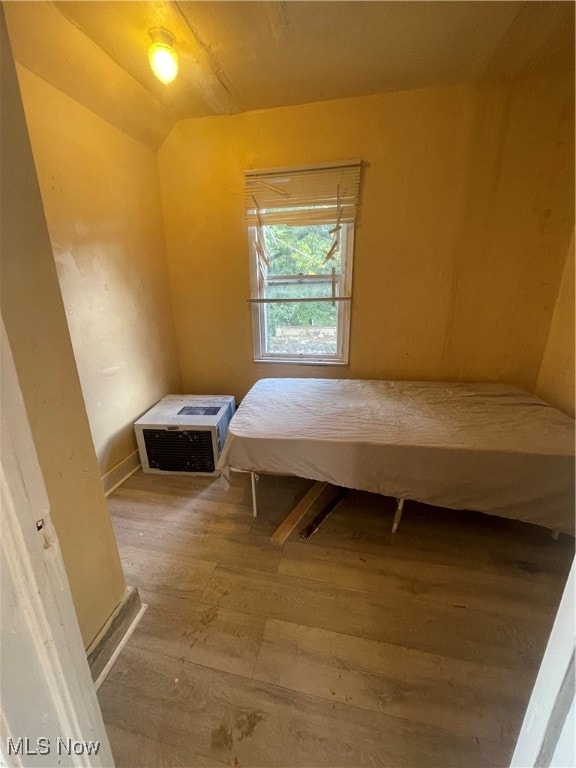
217;378;575;535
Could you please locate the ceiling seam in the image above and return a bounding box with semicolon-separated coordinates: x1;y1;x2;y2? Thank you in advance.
174;0;239;103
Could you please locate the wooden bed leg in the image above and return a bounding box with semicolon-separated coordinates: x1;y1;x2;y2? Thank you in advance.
250;472;258;518
392;498;405;534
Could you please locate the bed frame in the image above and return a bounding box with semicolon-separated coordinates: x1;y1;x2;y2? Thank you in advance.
221;378;575;542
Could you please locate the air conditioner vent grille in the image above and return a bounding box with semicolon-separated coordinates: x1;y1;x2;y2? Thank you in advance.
177;406;220;416
142;429;215;473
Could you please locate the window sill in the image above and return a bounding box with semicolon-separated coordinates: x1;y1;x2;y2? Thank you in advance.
254;358;349;366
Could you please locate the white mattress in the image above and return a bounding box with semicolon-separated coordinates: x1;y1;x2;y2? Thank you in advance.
217;378;575;533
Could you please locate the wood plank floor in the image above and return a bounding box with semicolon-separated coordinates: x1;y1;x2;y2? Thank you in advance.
99;471;574;768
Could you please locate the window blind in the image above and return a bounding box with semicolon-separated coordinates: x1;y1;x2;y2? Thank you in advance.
245;160;361;226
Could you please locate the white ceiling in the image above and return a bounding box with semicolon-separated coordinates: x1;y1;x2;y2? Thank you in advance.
5;1;574;148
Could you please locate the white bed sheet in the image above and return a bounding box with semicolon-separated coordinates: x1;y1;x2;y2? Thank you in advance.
217;378;575;533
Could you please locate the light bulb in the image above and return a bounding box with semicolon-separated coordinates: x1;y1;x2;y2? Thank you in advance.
148;29;178;84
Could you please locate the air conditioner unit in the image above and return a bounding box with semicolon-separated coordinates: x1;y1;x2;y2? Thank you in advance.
134;395;235;476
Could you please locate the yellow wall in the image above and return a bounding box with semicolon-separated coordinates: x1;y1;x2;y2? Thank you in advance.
158;75;574;402
537;232;575;416
15;65;182;478
0;15;126;648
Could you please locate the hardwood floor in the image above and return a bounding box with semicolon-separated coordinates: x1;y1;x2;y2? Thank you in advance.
99;471;574;768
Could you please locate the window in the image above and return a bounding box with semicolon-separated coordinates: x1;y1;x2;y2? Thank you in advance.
245;160;361;364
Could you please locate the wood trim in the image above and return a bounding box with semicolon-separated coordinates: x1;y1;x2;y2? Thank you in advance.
101;450;141;496
87;585;142;682
511;559;575;767
535;652;575;766
271;481;328;545
94;602;147;691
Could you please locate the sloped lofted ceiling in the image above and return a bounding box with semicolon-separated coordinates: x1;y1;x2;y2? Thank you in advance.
4;1;574;149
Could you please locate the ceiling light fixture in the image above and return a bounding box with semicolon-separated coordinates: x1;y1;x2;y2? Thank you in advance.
148;28;178;84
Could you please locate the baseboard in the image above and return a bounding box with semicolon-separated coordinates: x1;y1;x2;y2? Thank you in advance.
101;450;141;496
94;601;147;691
87;586;143;683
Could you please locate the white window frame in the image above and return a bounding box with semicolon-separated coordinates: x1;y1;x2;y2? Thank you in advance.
245;160;361;365
249;222;354;365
